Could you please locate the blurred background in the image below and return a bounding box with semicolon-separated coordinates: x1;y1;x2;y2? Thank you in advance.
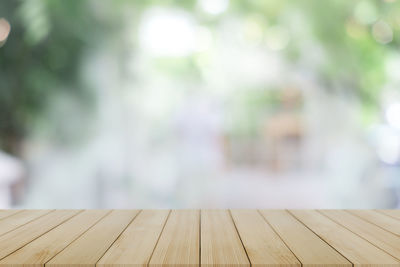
1;0;400;209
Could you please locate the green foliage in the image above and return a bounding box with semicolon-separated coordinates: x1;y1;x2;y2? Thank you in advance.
1;0;399;153
296;0;398;124
0;0;111;153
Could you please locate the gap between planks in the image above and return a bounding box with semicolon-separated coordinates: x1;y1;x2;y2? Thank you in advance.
0;210;399;266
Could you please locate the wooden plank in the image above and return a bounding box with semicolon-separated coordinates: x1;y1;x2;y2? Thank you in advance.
149;210;200;267
0;209;108;266
0;209;398;266
0;210;79;260
46;210;139;267
350;210;400;236
321;210;400;261
97;210;170;267
289;210;400;267
0;209;22;221
201;210;250;267
0;210;52;237
260;210;351;267
378;210;400;221
230;209;299;267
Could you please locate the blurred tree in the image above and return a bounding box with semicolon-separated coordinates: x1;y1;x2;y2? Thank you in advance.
0;0;113;155
232;0;399;126
294;0;399;124
1;0;398;156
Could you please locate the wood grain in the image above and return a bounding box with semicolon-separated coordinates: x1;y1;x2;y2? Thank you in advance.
0;210;108;267
321;210;400;261
0;209;397;266
149;210;200;267
0;209;21;221
0;210;79;260
350;210;400;236
378;210;400;221
97;210;170;267
290;210;400;267
231;209;300;267
260;210;351;267
0;209;52;237
47;210;139;267
201;210;250;267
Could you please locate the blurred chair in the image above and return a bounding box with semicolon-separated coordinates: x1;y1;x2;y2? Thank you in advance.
263;86;304;172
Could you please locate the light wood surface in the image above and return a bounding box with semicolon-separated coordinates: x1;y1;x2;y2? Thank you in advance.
321;210;400;261
0;210;79;260
350;210;400;236
289;210;400;267
149;210;200;267
231;209;300;266
0;209;22;221
0;209;399;266
201;210;249;267
47;210;139;267
0;210;108;266
260;210;351;267
0;209;51;237
378;210;400;221
97;209;170;267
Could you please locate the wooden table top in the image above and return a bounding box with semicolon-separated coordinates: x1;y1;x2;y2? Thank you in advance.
0;210;400;266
